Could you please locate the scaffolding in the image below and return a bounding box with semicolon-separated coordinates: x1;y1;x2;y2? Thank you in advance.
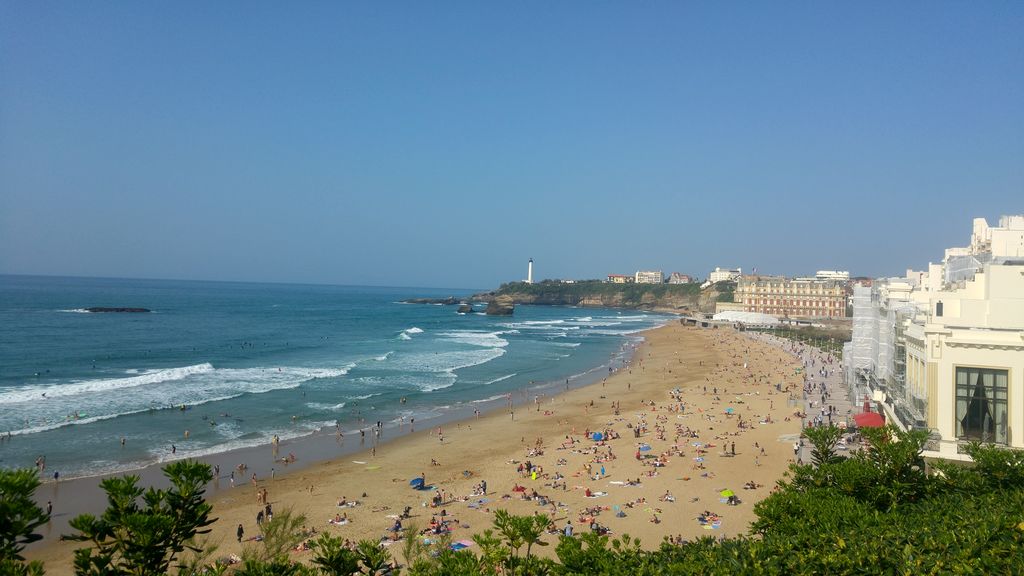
944;253;991;287
844;281;922;425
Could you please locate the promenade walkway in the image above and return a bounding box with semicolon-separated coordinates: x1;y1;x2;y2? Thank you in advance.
744;331;853;463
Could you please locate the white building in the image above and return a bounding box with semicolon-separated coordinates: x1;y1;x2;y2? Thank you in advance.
708;267;742;284
815;270;850;281
709;267;742;283
844;214;1024;459
904;261;1024;457
668;272;694;284
635;270;664;284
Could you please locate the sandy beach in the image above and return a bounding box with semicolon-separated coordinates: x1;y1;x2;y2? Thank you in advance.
26;322;805;572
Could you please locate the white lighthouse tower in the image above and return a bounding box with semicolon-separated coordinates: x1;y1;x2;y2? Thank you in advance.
527;258;534;284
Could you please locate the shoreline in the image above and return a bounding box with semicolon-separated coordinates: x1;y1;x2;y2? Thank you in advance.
25;320;655;546
28;322;805;573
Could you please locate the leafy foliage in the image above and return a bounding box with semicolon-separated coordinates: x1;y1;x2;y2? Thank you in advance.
65;460;214;576
0;468;49;576
243;509;308;565
308;533;360;575
802;424;846;467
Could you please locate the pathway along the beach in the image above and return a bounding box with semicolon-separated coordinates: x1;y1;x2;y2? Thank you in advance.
747;332;852;462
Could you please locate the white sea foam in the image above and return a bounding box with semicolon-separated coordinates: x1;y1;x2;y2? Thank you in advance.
552;342;581;348
381;346;507;392
397;326;422;340
375;351;394;361
0;363;217;403
57;308;91;313
350;393;383;401
0;364;353;436
386;347;505;375
583;327;651;336
606;314;651;322
417;379;457;392
150;420;337;464
568;319;623;327
436;330;510;348
306;402;347;411
483;373;517;386
471;394;509;404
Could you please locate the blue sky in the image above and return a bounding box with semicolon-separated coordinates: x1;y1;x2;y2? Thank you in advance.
2;2;1021;289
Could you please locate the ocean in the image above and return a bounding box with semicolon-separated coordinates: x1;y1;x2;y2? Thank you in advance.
0;275;673;479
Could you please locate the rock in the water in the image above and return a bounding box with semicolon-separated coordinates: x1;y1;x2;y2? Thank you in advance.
402;297;459;305
457;303;473;314
485;295;515;316
85;307;151;313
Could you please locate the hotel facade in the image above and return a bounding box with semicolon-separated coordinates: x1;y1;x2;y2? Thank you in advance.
734;276;848;319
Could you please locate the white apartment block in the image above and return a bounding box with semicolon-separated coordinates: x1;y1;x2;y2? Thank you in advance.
902;263;1024;456
815;270;850;281
635;270;664;284
708;267;742;284
844;214;1024;460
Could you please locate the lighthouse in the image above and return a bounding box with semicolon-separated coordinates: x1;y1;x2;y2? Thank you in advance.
527;258;534;284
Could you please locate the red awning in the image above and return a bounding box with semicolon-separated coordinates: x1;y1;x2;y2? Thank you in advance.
853;412;885;428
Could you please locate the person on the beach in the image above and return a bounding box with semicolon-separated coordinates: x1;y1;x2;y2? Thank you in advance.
236;524;244;542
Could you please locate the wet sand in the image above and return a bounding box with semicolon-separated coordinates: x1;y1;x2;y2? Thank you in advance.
27;322;804;572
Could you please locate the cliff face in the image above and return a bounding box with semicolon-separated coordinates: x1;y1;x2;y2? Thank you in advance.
485;295;515;315
472;281;725;313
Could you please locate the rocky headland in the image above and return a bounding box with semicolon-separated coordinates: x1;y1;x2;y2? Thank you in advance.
471;280;731;313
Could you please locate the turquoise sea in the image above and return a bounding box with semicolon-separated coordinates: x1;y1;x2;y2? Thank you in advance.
0;275;672;478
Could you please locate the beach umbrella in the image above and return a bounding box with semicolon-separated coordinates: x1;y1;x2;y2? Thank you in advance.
639;444;651;451
409;477;425;489
592;432;604;441
720;489;735;498
854;412;885;428
725;407;735;414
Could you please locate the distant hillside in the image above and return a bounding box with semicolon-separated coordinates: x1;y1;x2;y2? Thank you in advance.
472;280;729;313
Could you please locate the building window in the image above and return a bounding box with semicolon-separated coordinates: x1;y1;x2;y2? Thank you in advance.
955;367;1008;444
